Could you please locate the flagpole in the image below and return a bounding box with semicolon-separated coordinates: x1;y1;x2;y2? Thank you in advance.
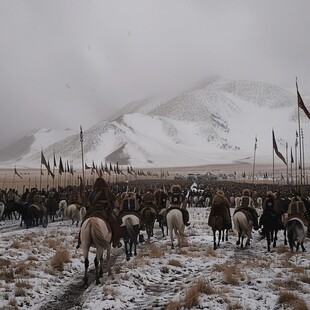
286;142;289;185
301;128;306;187
295;132;298;186
40;148;43;192
80;125;85;206
252;136;257;187
296;78;303;191
290;147;293;185
272;130;275;187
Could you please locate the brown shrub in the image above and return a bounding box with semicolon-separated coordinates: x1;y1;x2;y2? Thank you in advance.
50;248;70;271
15;279;32;289
0;268;15;283
278;291;309;310
0;257;11;268
11;240;21;249
168;259;183;268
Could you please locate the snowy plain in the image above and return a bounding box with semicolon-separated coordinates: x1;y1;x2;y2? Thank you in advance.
0;206;309;310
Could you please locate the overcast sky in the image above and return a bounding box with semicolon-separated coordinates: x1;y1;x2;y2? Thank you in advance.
0;0;309;149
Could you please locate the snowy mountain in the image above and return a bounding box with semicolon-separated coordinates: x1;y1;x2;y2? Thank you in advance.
1;77;309;169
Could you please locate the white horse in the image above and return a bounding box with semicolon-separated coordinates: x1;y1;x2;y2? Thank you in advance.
0;202;4;221
57;200;68;219
80;217;112;285
204;197;211;208
256;197;263;209
166;209;187;249
287;218;307;252
233;211;253;248
66;204;80;226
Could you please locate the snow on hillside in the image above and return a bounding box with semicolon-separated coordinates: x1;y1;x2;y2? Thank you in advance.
1;77;310;169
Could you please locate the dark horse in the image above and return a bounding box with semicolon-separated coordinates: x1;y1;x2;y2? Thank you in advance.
3;200;23;220
44;196;59;222
140;206;157;243
26;204;48;228
120;212;140;261
154;189;168;237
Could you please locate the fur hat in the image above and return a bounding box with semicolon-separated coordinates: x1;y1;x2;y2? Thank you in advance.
242;189;251;196
121;192;136;199
171;185;181;193
93;177;109;191
216;190;225;197
143;192;155;202
266;191;275;198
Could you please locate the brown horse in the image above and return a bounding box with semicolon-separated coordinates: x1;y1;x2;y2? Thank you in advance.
79;217;112;286
140;206;157;243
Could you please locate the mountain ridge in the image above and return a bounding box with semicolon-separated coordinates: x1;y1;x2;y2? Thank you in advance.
1;77;309;169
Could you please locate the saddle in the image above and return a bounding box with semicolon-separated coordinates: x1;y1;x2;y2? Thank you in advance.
30;203;45;213
208;204;231;229
235;208;254;223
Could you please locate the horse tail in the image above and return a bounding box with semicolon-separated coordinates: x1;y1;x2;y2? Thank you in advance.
89;218;110;248
125;218;138;244
171;212;187;237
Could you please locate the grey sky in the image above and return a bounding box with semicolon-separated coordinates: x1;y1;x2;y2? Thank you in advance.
0;0;309;149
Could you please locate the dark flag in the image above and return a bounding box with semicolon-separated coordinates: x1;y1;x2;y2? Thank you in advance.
80;125;84;142
254;137;257;150
53;151;57;167
272;130;287;165
41;168;44;176
85;163;92;170
59;157;64;175
291;147;294;164
14;166;23;179
41;151;49;170
297;88;310;119
105;163;111;175
109;162;113;172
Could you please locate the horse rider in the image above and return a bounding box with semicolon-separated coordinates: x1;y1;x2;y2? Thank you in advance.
208;189;232;229
285;192;309;227
166;184;190;226
235;188;259;230
259;191;278;235
76;177;122;249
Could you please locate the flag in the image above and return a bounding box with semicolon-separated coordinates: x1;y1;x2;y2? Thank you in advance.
41;150;48;170
14;166;23;179
291;147;294;164
297;89;310;119
109;162;113;172
80;125;83;142
85;163;92;170
53;151;57;167
59;156;64;175
254;137;257;150
272;130;287;165
41;168;44;176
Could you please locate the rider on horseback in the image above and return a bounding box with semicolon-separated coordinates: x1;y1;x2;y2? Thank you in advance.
235;189;259;230
167;184;190;226
76;177;122;249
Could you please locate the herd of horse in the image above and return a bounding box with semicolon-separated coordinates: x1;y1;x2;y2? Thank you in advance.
1;190;309;287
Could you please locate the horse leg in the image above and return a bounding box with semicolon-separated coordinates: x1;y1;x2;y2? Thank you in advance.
301;243;306;252
125;241;130;261
266;230;271;252
273;231;277;248
284;229;288;245
134;243;137;256
218;230;221;248
236;233;241;246
225;229;228;242
296;242;300;252
84;257;89;286
213;230;217;250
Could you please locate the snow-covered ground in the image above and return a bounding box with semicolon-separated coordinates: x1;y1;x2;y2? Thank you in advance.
0;207;309;310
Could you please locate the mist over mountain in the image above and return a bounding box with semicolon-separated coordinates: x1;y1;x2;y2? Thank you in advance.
1;77;309;169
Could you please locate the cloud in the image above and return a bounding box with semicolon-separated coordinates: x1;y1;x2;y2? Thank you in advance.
0;0;309;149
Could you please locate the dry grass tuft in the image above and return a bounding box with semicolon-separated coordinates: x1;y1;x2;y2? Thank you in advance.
50;248;70;271
11;240;21;249
148;244;165;258
15;286;26;297
275;244;289;253
102;286;117;298
272;277;301;290
0;268;15;283
8;298;18;309
176;248;188;255
43;238;62;250
213;263;243;285
205;247;218;257
300;273;310;285
0;257;11;268
15;262;34;276
184;278;210;308
168;259;183;268
278;291;309;310
15;279;32;289
166;300;183;310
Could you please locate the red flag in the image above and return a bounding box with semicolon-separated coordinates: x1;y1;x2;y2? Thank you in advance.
272;130;287;165
297;89;310;119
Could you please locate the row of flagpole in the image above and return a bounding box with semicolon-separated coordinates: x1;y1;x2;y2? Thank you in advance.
252;78;309;192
